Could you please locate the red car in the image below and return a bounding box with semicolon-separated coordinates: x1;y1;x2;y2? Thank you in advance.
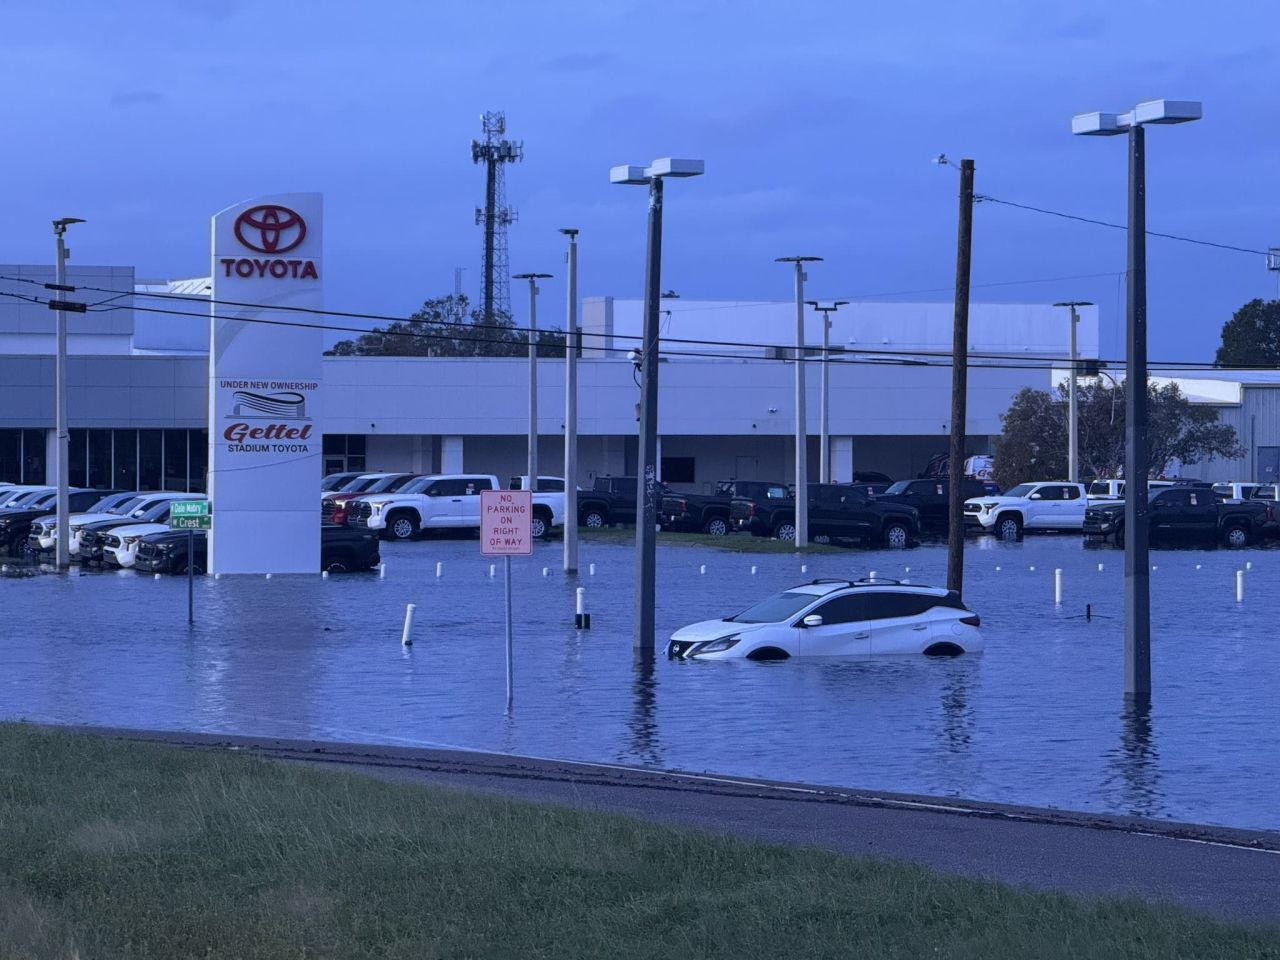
321;473;418;525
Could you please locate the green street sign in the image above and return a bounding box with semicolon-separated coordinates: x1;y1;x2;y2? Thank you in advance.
171;500;209;518
170;515;211;531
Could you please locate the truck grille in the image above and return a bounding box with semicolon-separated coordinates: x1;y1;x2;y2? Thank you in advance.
320;499;337;522
104;534;122;549
348;502;373;526
964;503;981;514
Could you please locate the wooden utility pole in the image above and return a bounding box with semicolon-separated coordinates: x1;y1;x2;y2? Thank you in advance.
946;159;975;596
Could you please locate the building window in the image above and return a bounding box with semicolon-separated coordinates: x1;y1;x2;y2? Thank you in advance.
139;430;162;490
661;457;696;484
163;429;187;490
114;429;138;489
323;434;367;474
0;430;19;483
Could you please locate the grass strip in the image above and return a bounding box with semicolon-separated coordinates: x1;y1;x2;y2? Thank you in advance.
1;724;1276;959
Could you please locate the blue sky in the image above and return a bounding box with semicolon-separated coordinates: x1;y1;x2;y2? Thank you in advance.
1;0;1277;361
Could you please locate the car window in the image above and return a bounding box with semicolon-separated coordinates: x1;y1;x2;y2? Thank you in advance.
813;486;845;508
1004;484;1035;498
382;475;416;492
810;594;871;625
425;480;458;497
884;481;909;495
538;478;565;492
509;477;522;490
1034;486;1064;501
1155;490;1188;507
728;591;817;624
1088;481;1111;496
1187;491;1204;507
464;477;493;495
862;592;935;620
765;485;788;499
398;476;432;495
1061;486;1081;500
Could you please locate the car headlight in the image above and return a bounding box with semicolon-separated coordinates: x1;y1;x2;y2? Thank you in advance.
371;503;385;512
982;502;997;512
696;635;742;654
123;536;140;545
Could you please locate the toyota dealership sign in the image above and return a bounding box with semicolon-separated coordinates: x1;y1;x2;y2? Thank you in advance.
208;193;324;575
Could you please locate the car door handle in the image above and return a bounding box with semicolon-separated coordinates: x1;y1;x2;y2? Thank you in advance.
451;499;462;502
911;625;928;631
853;632;870;639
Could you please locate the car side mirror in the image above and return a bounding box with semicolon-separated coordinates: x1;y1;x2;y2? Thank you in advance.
1029;493;1042;500
802;614;824;628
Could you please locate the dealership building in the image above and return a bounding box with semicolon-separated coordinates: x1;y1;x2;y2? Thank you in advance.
2;263;1278;493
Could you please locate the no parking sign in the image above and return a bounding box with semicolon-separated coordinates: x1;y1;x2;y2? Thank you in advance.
481;490;533;556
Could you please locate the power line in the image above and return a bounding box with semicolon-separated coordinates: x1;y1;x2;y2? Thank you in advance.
976;194;1271;258
1;287;1273;374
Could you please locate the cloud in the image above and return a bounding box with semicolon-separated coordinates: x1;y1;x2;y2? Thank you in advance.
542;51;616;73
109;90;165;108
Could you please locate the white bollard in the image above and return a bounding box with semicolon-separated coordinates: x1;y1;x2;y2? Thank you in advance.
904;566;910;574
1195;564;1202;570
1029;566;1036;572
265;573;272;580
750;565;757;575
378;563;386;579
435;561;443;579
1246;561;1253;571
542;567;550;577
800;564;808;574
401;603;416;646
574;586;590;629
1098;563;1104;572
154;573;161;580
489;563;496;578
699;564;706;575
1152;565;1158;572
1054;568;1063;605
321;570;329;580
1236;570;1245;603
214;573;221;580
868;570;877;579
589;563;596;576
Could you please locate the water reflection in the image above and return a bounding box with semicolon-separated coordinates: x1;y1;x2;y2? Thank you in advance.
939;664;976;754
624;652;661;767
1103;696;1165;820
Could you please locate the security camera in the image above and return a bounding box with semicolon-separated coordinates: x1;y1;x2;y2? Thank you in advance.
626;349;641;365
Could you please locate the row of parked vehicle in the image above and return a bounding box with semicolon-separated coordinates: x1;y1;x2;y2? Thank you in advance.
0;484;380;573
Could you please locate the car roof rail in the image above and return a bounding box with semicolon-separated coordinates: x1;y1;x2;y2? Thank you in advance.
853;576;905;586
809;578;852;586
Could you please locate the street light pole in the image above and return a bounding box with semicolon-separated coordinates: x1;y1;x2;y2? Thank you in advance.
805;300;848;483
946;159;975;598
1054;300;1093;484
610;158;704;655
1073;98;1202;702
52;217;84;569
559;230;579;575
777;256;822;546
514;272;552;492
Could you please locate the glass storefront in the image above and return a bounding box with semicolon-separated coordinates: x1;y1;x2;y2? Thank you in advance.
0;428;208;490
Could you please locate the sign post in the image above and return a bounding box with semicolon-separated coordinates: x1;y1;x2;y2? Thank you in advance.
480;489;533;711
170;501;211;624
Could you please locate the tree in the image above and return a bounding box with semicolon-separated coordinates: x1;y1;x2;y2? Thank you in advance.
325;294;566;358
1216;298;1280;367
994;380;1242;488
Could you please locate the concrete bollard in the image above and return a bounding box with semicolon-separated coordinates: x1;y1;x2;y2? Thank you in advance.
1236;570;1245;603
401;603;416;646
435;561;443;579
1054;568;1063;605
378;563;386;579
575;587;591;629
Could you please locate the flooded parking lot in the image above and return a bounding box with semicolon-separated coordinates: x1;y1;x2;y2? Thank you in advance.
3;534;1278;830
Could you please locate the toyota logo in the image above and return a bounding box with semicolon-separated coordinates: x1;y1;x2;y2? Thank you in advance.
234;204;307;254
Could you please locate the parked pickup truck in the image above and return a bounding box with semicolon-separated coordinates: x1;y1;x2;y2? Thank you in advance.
578;476;670;529
134;525;381;574
661;480;788;535
730;482;920;548
1086;478;1176;501
872;478;991;534
964;482;1087;539
347;473;564;541
1084;487;1273;548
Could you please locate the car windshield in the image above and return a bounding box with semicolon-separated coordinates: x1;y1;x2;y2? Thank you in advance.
1088;481;1112;495
397;476;432;495
884;481;910;495
88;493;129;512
321;474;353;491
728;590;817;624
341;476;381;493
109;496;145;515
1004;484;1036;498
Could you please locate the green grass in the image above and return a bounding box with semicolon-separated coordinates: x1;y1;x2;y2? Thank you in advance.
1;725;1277;960
580;526;850;553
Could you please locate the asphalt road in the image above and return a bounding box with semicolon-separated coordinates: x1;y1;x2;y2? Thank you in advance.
58;725;1280;930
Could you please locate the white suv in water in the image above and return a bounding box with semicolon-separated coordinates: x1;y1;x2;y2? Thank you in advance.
667;579;983;661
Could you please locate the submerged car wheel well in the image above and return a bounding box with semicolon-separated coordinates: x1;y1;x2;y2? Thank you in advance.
923;642;965;657
746;646;790;662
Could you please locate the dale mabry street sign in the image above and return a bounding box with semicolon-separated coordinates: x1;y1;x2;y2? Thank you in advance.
169;500;211;531
208;192;324;575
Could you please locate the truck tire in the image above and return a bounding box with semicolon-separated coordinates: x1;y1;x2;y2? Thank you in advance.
581;508;607;529
1223;524;1251;548
995;513;1023;541
773;521;797;542
386;512;419;541
531;509;552;540
702;516;729;536
883;522;910;549
322;551;350;574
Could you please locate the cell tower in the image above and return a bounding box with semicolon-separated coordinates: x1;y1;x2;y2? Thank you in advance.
471;111;522;324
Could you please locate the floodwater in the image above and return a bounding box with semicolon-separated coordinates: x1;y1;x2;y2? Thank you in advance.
2;534;1278;830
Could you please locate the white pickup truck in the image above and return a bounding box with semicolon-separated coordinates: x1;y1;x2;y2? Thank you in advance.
347;473;565;541
963;481;1088;539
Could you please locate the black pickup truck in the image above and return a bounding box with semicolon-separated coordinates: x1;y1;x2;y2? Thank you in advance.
872;477;991;533
578;476;670;528
730;482;920;548
1084;486;1273;548
661;480;788;535
133;525;381;574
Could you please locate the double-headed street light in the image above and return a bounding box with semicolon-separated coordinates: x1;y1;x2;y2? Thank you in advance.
805;300;848;483
610;157;704;655
513;272;553;491
52;217;85;569
1053;300;1094;484
1072;98;1201;701
776;257;822;546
